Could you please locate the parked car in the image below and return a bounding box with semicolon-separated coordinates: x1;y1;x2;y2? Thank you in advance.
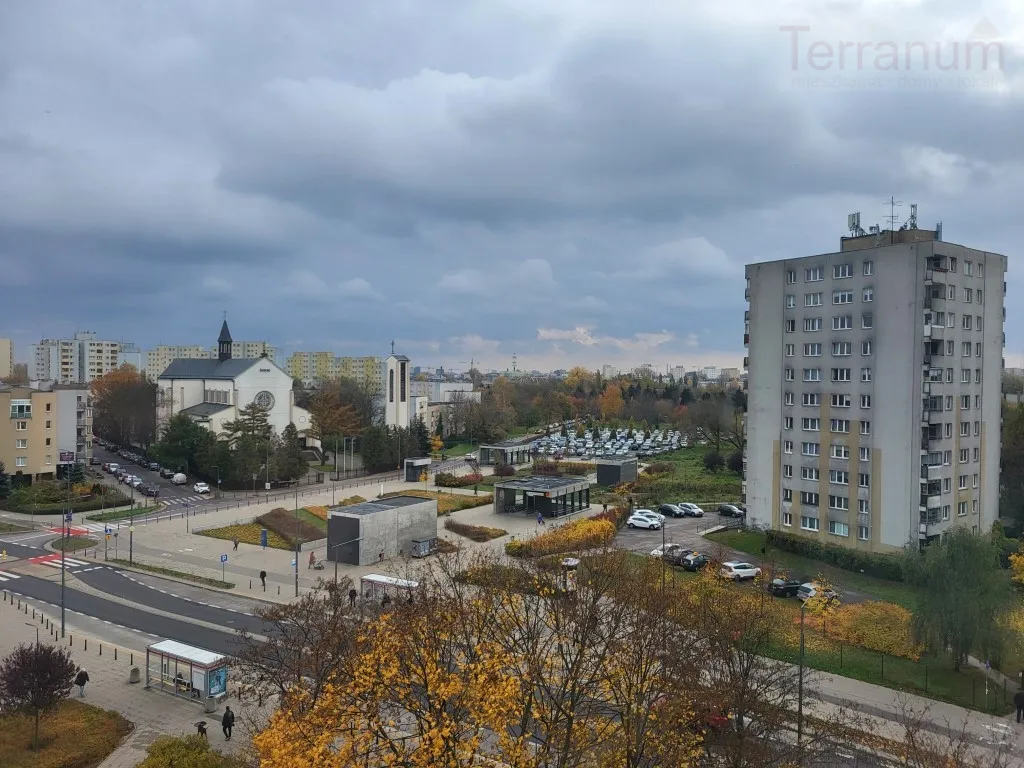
148;462;160;472
678;503;704;517
717;504;745;518
719;561;762;581
635;508;666;523
679;552;711;571
657;503;686;518
106;463;120;474
664;548;696;566
626;512;661;530
89;457;101;465
171;473;188;485
130;477;144;489
768;578;803;597
651;542;683;558
159;468;175;479
797;583;838;603
139;484;160;497
193;482;211;494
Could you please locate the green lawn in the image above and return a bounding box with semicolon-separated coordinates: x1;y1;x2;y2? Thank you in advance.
107;559;235;589
705;529;921;609
86;504;161;523
296;507;327;534
0;698;131;768
440;442;476;457
628;447;742;506
54;536;97;552
0;522;28;533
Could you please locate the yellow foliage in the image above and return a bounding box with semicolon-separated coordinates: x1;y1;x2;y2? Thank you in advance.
1009;549;1024;586
826;601;922;661
505;518;615;557
197;523;289;549
305;505;329;521
382;489;493;516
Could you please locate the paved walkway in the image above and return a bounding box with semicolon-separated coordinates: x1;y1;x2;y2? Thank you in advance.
0;595;263;767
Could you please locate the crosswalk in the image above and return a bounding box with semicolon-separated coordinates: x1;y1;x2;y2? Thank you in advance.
0;570;21;583
163;495;210;506
28;553;91;571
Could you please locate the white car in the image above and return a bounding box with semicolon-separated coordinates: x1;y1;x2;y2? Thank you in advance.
719;561;762;581
635;508;666;523
193;482;211;494
677;503;705;518
651;543;683;557
627;513;661;530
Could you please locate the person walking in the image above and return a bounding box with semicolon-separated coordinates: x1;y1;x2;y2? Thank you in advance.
222;706;235;740
74;668;89;698
379;550;385;563
537;512;545;526
308;550;316;569
232;537;239;551
259;570;267;591
1015;688;1024;724
348;588;357;608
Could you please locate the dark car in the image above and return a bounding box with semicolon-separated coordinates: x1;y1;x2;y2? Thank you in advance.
89;457;101;465
148;462;160;472
159;467;175;479
717;504;745;518
679;553;711;571
658;503;686;518
768;578;803;597
663;547;694;566
139;484;160;497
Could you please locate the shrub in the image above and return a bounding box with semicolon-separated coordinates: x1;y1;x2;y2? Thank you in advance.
258;508;324;546
589;506;630;529
532;460;562;476
443;519;508;542
826;601;922;661
559;461;595;476
435;472;483;488
703;451;724;473
137;734;246;767
505;518;615;558
494;464;516;477
198;522;290;549
644;462;673;475
381;489;493;516
726;451;744;475
764;529;904;581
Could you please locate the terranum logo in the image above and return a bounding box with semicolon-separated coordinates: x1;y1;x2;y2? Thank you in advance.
780;19;1005;90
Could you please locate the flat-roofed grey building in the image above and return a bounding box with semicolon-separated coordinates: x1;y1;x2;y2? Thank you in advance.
493;476;591;519
595;457;638;487
327;495;437;565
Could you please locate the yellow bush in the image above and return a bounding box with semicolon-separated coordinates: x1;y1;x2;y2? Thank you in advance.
306;505;329;521
825;601;922;661
381;489;492;516
505;518;615;558
198;523;290;550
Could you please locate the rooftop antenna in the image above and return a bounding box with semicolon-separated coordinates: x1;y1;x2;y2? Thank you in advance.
512;352;518;372
885;196;903;244
907;203;918;230
847;212;866;237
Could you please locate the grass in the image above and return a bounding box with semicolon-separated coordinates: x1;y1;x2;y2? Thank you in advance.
295;508;328;534
0;521;28;533
0;698;131;768
443;519;508;542
53;536;97;553
312;463;336;472
705;529;921;609
197;522;291;550
85;505;160;523
437;442;475;457
108;558;235;589
382;489;493;516
627;447;742;505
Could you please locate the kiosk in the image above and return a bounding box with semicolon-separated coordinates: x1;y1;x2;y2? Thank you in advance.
145;640;229;709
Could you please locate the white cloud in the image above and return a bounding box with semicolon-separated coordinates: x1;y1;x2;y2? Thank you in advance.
536;326;674;352
283;270;381;300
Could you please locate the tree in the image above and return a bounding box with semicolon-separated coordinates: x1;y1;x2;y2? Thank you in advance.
0;460;9;500
434;410;445;437
1000;404;1024;522
691;397;731;452
599;384;625;421
222;402;272;444
150;413;215;474
412;417;430;455
904;527;1012;670
91;365;157;447
1003;372;1024;395
703;450;725;474
726;450;744;475
1;362;28;385
275;423;308;481
307;386;361;445
0;642;77;749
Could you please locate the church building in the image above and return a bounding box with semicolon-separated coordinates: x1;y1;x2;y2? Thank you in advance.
156;321;317;447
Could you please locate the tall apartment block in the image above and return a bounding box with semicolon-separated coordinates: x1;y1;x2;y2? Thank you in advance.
1;381;92;481
744;224;1006;551
0;338;12;379
28;332;132;384
286;352;384;392
146;341;277;380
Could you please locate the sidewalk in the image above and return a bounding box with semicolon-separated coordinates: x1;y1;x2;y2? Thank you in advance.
0;595;263;767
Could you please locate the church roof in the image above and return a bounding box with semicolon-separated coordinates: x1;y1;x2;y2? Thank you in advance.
158;358;259;380
218;320;233;344
180;402;233;419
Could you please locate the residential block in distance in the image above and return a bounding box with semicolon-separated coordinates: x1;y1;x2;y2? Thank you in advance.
743;220;1006;551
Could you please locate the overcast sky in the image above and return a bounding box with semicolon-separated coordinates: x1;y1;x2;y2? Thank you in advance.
1;1;1021;373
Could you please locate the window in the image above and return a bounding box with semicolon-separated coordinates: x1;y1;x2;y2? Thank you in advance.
830;418;850;433
15;421;26;431
858;394;870;409
800;491;820;506
944;450;952;465
960;395;971;410
45;402;51;412
833;264;852;279
862;313;873;329
963;287;973;303
961;368;971;383
784;416;794;430
946;339;955;356
9;400;32;419
978;262;984;278
861;367;872;382
784;440;793;454
831;368;851;382
804;317;822;332
959;448;970;463
802;442;820;456
946;423;954;438
960;421;969;437
828;520;850;537
974;395;981;409
858;473;870;488
975;368;982;383
958;501;968;516
833;315;852;330
802;392;820;406
786;319;796;333
45;455;52;465
805;266;823;282
783;512;793;526
859;499;870;514
973;447;980;462
784;392;794;406
802;467;820;481
861;340;872;356
948;284;956;300
964;260;973;276
786;269;797;284
832;341;851;356
962;341;972;357
942;505;950;520
45;438;50;446
786;294;796;308
958;474;968;490
858;525;870;540
15;457;26;467
805;292;822;307
860;421;871;436
943;477;951;492
977;316;983;331
803;368;821;382
975;342;982;357
801;516;820;531
829;469;849;484
947;312;955;328
45;420;51;429
945;395;954;410
863;287;874;302
783;464;793;478
785;343;795;357
15;439;27;449
974;420;980;436
833;290;854;305
785;367;795;381
831;393;851;408
977;290;983;304
863;260;874;276
962;314;972;330
973;473;979;488
831;444;849;459
859;446;870;461
803;343;821;357
829;495;849;510
802;417;820;431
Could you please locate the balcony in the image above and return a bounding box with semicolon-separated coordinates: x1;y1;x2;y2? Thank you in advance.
743;356;749;369
743;333;749;346
920;509;941;525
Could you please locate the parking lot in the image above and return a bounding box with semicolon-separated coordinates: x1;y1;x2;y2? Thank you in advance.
614;514;744;560
92;444;214;508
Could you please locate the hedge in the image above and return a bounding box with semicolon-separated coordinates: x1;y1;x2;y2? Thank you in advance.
764;529;905;581
435;472;483;488
5;495;132;515
505;518;615;558
493;464;516;477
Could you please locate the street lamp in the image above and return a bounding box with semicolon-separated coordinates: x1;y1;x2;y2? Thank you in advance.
294;488;300;597
24;622;39;648
330;537;363;584
210;466;220;498
797;600;806;748
129;525;135;565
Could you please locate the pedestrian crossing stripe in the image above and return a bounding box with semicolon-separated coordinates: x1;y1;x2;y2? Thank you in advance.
0;571;21;582
40;558;89;569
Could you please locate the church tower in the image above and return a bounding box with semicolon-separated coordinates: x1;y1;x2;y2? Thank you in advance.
218;318;233;362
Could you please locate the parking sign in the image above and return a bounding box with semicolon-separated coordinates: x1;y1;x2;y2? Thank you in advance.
220;554;228;563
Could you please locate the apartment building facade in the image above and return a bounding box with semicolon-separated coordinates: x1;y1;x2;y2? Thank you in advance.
286;352;383;391
0;338;12;379
146;341;278;380
28;332;131;384
744;229;1006;551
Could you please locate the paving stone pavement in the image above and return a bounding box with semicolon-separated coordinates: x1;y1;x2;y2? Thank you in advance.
0;596;264;767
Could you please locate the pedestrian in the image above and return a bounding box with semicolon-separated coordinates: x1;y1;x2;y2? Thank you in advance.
348;588;357;608
537;512;544;526
74;668;89;698
1015;688;1024;724
222;705;235;740
382;592;391;608
379;550;385;563
308;550;316;569
259;570;266;591
232;537;239;551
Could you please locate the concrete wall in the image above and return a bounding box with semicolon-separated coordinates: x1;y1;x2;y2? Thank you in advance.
330;499;437;566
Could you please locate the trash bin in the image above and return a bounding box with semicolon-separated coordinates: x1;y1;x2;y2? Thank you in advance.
128;667;141;684
204;696;217;714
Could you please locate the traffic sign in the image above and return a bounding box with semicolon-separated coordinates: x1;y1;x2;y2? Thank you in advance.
291;559;296;567
220;554;228;563
104;527;111;535
65;512;73;522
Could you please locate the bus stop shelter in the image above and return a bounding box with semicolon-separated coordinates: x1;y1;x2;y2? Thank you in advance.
360;573;419;602
145;639;228;709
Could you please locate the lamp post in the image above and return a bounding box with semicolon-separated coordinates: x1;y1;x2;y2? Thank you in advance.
294;488;300;597
210;466;220;500
331;537;363;583
797;601;806;749
129;525;135;565
25;622;39;648
185;500;190;533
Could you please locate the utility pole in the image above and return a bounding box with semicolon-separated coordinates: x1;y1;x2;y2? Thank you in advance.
294;488;300;597
797;601;806;748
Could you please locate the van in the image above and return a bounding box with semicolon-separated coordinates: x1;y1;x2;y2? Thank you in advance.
171;473;187;485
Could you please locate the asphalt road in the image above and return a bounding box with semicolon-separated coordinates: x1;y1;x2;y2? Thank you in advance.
74;566;270;636
2;574;245;655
